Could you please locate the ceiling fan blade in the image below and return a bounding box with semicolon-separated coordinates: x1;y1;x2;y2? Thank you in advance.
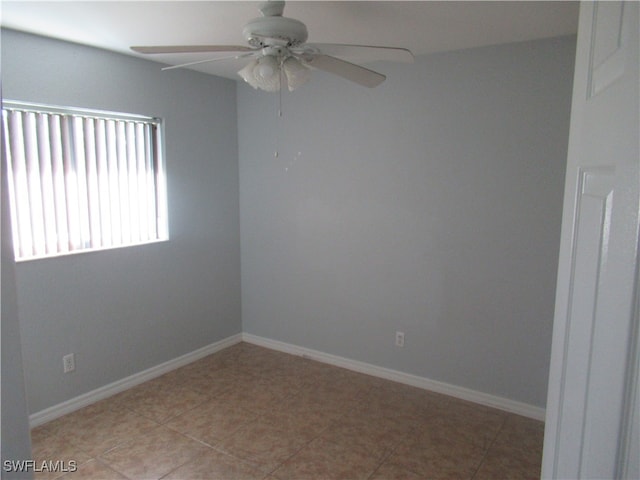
303;54;386;88
299;43;414;63
131;45;253;54
162;52;258;71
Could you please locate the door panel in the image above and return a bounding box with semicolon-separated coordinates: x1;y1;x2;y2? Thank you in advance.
542;2;639;479
589;1;625;96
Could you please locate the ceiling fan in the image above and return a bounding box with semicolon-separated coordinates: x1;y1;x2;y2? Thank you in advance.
131;1;414;92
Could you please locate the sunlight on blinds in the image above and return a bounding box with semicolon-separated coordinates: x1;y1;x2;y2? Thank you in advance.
2;103;167;260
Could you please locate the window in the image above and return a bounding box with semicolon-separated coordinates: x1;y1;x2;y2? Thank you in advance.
2;101;168;261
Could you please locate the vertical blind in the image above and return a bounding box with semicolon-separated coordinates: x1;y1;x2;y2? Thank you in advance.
2;102;167;260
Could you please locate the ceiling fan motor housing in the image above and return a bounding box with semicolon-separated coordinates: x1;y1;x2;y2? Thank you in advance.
242;16;308;48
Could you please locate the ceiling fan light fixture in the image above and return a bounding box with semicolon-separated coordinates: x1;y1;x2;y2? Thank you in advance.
255;55;279;80
238;59;259;87
238;56;281;92
283;56;311;91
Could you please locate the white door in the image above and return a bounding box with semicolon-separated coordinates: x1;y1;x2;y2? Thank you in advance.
542;1;639;479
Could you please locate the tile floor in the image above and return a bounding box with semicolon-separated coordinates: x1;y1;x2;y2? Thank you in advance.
31;342;544;479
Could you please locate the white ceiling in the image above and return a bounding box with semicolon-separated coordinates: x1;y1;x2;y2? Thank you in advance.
1;1;579;80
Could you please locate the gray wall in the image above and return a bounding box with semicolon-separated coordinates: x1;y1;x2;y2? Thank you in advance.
2;29;242;413
2;114;33;478
238;36;575;408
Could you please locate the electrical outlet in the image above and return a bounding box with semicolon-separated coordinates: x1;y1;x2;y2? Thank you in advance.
63;353;75;373
395;331;405;347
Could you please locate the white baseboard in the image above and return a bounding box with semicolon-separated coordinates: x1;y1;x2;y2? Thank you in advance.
30;332;544;427
29;333;243;428
242;333;546;421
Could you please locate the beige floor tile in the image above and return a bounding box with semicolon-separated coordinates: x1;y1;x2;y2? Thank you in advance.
412;411;504;451
260;404;336;442
473;443;542;480
52;406;160;457
165;397;257;446
31;431;93;480
57;459;128;479
237;354;302;378
472;414;544;480
249;370;306;398
30;424;56;444
369;462;431;480
43;397;131;434
254;363;308;387
184;368;254;397
493;414;544;452
211;384;289;416
99;425;209;479
272;437;380;480
293;387;362;417
354;383;436;424
318;413;412;461
111;380;209;424
163;448;267;480
351;394;429;428
385;429;486;479
217;420;309;473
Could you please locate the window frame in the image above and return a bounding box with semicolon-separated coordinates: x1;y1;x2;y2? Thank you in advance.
2;100;169;262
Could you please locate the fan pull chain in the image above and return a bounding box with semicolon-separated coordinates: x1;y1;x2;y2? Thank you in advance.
275;60;284;158
279;57;284;117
